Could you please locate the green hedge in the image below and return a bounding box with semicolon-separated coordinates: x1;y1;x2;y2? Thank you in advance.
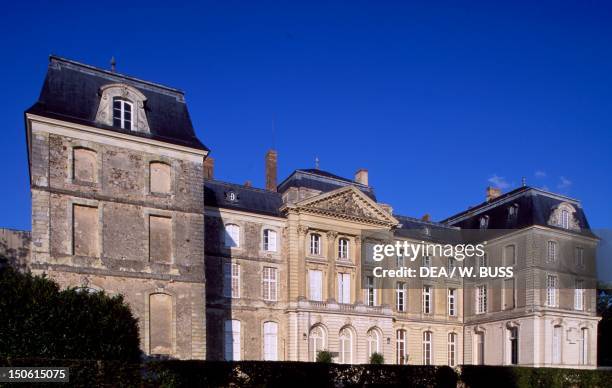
460;365;612;388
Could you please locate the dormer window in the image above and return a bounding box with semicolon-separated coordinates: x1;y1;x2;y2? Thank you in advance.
507;204;519;221
561;209;569;229
113;98;133;130
479;215;489;230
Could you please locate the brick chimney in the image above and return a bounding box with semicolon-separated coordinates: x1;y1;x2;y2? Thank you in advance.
421;213;431;222
354;169;369;185
486;186;501;202
265;149;277;192
203;156;214;179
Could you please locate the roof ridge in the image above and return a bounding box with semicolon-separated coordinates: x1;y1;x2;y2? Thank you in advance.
204;178;281;195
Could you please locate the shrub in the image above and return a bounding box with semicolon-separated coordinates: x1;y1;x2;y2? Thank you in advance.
316;350;333;363
0;267;140;361
369;352;384;364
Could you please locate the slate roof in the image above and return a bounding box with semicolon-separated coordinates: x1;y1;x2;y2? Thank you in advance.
26;56;207;151
393;214;459;242
204;179;283;217
442;186;595;238
278;169;377;200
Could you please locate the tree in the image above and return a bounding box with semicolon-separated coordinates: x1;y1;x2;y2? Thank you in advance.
369;352;384;364
316;350;333;363
598;281;612;366
0;266;140;361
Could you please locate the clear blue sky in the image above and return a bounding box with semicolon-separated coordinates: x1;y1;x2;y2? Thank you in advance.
1;1;611;230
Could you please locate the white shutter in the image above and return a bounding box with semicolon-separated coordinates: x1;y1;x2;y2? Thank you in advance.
224;320;241;360
268;230;277;251
264;322;278;360
223;263;231;297
309;270;322;301
340;273;350;303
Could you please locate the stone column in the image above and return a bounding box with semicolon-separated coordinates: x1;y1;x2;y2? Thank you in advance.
297;225;308;299
354;236;362;304
327;231;338;301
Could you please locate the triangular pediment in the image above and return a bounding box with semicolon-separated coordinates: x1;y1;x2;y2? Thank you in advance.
295;186;398;226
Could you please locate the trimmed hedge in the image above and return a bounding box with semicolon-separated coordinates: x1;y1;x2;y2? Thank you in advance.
460;365;612;388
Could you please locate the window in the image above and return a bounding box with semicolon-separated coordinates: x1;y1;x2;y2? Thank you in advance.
580;328;588;365
149;215;172;263
575;279;585;311
339;328;353;364
224;320;241;361
479;253;487;268
223;263;240;298
338;238;350;260
396;329;407;364
422;255;432;268
310;234;321;255
150;162;171;194
476;285;487;314
423;331;433;365
337;273;351;304
503;278;515;310
149;293;172;355
422;285;432;314
224;224;240;248
504;245;516;265
73;204;99;257
507;204;519;221
547;241;557;263
73;148;97;183
509;327;519;365
575;247;584;267
552;325;561;364
262;267;278;301
396;252;405;268
475;332;485;365
263;322;278;361
561;209;570;229
546;275;558;307
448;288;457;316
112;97;133;130
479;215;489;230
448;333;457;367
263;229;277;252
367;329;380;358
309;326;325;362
447;257;456;275
365;276;377;306
396;282;407;312
309;270;323;301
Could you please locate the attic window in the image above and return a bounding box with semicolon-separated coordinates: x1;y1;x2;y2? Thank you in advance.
479;215;489;230
113;98;132;130
507;204;519;220
226;191;237;202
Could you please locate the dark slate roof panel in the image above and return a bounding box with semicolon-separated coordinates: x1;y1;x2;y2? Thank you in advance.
204;180;283;217
26;56;208;151
278;169;377;200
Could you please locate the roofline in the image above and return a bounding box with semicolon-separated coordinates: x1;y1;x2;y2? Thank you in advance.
277;169;369;191
394;214;459;230
49;55;186;97
442;186;581;224
204;178;282;195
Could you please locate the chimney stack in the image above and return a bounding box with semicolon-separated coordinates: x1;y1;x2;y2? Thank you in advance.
354;169;369;185
486;186;501;202
265;149;277;192
203;156;214;179
244;180;252;187
421;213;431;222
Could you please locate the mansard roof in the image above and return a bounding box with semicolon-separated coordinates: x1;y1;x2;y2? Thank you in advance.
442;186;596;238
26;56;208;151
204;179;283;217
278;168;377;200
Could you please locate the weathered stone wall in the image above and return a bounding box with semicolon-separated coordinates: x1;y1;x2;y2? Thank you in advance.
0;228;31;270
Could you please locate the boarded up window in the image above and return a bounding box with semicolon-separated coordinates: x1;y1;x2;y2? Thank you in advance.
73;148;97;183
149;215;172;262
149;293;172;354
150;162;171;194
73;204;98;256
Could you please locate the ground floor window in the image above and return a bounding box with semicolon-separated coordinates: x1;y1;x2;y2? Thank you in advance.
396;329;407;364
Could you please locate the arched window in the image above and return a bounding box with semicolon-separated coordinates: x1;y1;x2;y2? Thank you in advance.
263;321;278;361
73;148;97;183
339;327;353;364
396;329;407;364
309;325;325;361
338;238;350;259
263;229;277;252
423;331;433;365
113;97;133;130
448;333;457;367
150;162;171;194
149;293;173;355
224;224;240;248
367;328;380;358
310;234;321;255
224;320;241;361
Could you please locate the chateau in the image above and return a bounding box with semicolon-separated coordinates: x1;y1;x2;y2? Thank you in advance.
1;56;599;367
